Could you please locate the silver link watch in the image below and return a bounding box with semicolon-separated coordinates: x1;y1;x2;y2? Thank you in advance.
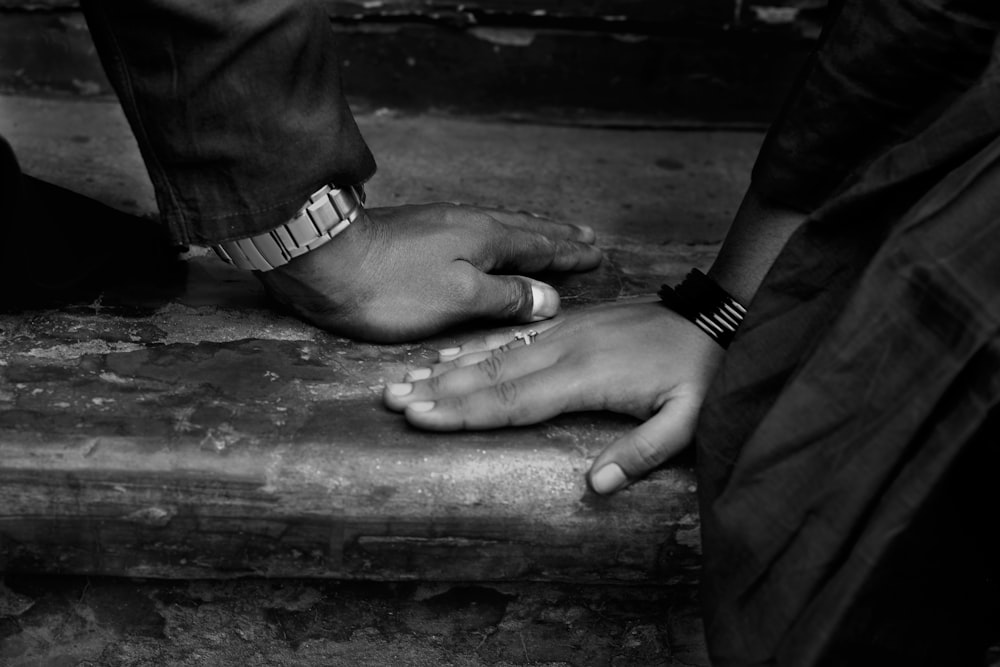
212;183;365;271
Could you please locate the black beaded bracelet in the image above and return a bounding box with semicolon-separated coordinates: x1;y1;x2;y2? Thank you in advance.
658;269;747;349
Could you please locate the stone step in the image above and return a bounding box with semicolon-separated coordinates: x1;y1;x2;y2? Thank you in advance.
0;575;711;665
0;93;763;583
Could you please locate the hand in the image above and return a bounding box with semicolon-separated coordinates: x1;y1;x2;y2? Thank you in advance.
256;203;602;342
381;299;725;494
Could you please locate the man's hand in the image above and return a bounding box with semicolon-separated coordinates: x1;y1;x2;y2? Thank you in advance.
381;299;725;494
256;203;602;342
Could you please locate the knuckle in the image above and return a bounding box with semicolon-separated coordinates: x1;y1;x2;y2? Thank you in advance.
425;373;445;394
493;380;520;407
444;395;466;414
439;204;461;223
433;394;462;415
477;354;505;383
450;273;480;307
552;240;580;266
628;433;665;471
500;282;530;320
538;233;557;253
476;210;501;230
452;207;492;232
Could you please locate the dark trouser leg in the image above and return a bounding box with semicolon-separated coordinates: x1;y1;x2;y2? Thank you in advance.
79;0;376;246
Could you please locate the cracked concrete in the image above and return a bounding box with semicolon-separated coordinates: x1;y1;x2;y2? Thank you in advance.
0;576;709;666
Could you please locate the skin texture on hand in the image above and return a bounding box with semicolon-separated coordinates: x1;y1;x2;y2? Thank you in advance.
377;184;806;494
256;203;602;343
382;299;725;494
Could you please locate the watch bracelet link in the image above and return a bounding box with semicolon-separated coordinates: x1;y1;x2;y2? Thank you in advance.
212;183;365;272
658;268;747;349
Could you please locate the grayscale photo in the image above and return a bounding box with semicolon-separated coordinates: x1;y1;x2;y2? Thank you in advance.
1;1;998;665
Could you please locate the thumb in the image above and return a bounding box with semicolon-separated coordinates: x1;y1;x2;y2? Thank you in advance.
588;393;700;495
469;273;561;323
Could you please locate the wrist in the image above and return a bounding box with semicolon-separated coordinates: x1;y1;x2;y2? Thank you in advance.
707;184;809;305
211;183;366;272
659;269;746;349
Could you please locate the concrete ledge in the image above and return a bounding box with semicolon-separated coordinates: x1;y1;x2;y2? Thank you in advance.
0;322;700;583
0;94;762;584
0;262;702;583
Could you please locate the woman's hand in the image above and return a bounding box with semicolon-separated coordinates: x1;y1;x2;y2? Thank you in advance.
382;298;725;494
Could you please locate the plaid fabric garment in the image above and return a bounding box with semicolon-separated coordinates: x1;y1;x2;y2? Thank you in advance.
695;1;1000;665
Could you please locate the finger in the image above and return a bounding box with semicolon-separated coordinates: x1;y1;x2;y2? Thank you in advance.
434;320;561;363
435;328;529;364
398;329;542;389
481;208;597;244
474;224;603;274
412;349;496;380
400;365;580;431
459;272;561;324
587;393;700;495
384;342;555;411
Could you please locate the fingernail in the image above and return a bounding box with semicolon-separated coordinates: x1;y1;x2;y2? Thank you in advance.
577;224;597;242
437;347;461;359
408;401;435;413
387;382;413;397
530;285;558;320
406;367;432;381
590;464;628;495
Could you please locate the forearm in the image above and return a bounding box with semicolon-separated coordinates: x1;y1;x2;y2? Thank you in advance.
707;183;808;307
709;0;999;308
